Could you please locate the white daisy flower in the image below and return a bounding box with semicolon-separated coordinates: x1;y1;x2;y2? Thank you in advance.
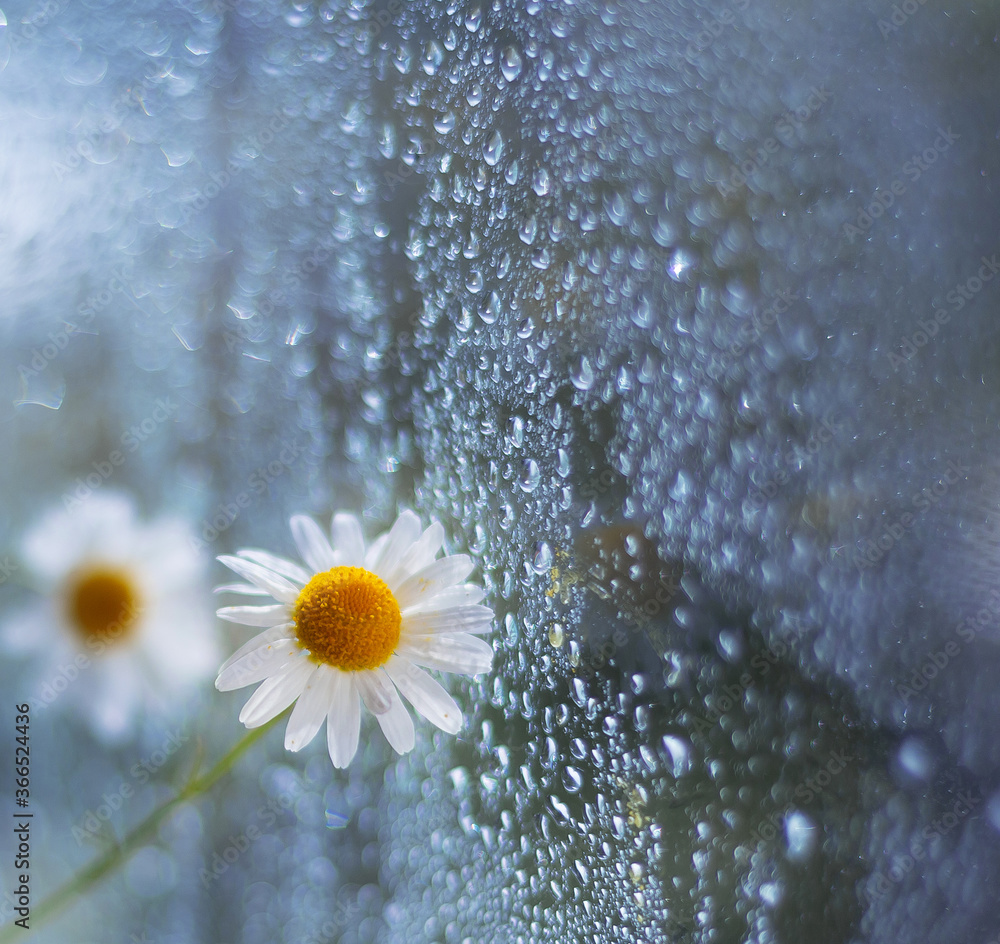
214;510;494;768
1;492;220;740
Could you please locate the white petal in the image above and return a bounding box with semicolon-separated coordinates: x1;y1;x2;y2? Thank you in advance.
397;633;494;675
218;623;295;673
217;555;300;604
139;608;220;684
86;651;143;744
330;513;365;567
235;550;310;585
22;493;136;583
326;672;361;768
216;640;304;691
384;521;445;590
355;668;395;715
0;604;57;655
401;605;494;636
385;655;462;734
402;583;486;613
372;683;415;755
284;664;338;751
132;519;202;590
363;532;389;571
238;659;315;727
217;603;291;626
393;555;475;610
369;510;422;582
214;582;272;596
290;515;336;573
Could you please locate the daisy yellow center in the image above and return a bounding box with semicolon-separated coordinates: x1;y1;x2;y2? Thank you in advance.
65;566;142;644
293;566;401;671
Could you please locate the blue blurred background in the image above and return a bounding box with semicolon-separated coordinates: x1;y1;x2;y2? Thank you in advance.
2;1;1000;942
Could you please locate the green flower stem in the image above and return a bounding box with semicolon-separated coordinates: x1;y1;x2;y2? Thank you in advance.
1;715;285;943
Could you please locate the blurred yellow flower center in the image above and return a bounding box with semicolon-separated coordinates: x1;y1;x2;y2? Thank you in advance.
65;566;142;644
293;566;401;671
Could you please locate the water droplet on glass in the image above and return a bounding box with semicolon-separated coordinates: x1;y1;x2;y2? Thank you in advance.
530;247;551;270
571;356;594;391
501;45;523;82
325;809;349;829
479;291;501;323
532;166;551;196
668;246;697;282
508;415;525;447
784;810;818;861
434;110;456;134
652;214;678;247
605;192;627;226
463;231;482;259
377;122;396;159
532;540;553;571
520;459;541;493
562;766;584;793
392;43;413;74
483;130;503;167
422;40;444;75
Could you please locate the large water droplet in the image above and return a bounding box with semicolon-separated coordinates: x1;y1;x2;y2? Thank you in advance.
520;459;541;492
561;766;584;793
483;130;504;167
434;110;456;134
532;166;551;196
501;45;523;82
571;356;595;391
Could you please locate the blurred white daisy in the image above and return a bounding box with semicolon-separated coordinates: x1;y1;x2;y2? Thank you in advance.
1;492;220;740
214;510;494;768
